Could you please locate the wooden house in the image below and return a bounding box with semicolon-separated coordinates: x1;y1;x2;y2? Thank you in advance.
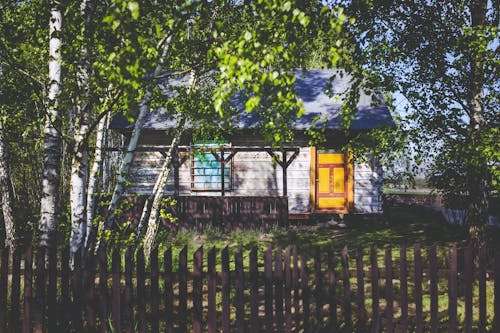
109;69;394;226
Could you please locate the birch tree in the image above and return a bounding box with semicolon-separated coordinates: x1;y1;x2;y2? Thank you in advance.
0;117;16;250
39;0;63;254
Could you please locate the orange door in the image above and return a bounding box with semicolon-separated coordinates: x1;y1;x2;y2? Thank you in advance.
316;152;347;210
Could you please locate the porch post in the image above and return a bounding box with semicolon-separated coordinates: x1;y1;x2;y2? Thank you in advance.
282;149;287;197
220;146;225;196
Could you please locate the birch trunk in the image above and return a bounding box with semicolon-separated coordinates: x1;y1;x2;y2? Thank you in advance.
69;0;95;266
39;3;62;254
84;112;108;249
139;117;186;260
0;119;16;250
103;36;172;231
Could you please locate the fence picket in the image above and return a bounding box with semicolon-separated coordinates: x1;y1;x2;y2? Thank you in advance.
385;247;394;332
235;248;245;333
112;249;121;333
48;248;57;333
264;247;273;333
137;249;146;333
164;247;174;333
464;244;473;333
249;247;259;332
414;244;423;333
151;248;159;333
479;245;487;333
275;248;284;331
400;245;408;333
284;247;292;333
356;247;367;327
33;249;44;333
429;244;438;333
178;245;188;333
22;245;32;333
314;248;322;327
328;247;337;331
124;249;133;333
448;244;457;333
84;253;96;332
494;244;500;333
208;247;217;333
10;249;21;333
0;248;8;333
370;245;379;333
61;248;70;332
221;246;230;333
97;245;108;330
300;253;310;332
193;246;203;333
341;246;352;330
292;247;300;325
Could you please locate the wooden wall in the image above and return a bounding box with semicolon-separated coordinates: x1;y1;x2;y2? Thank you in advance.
125;147;383;215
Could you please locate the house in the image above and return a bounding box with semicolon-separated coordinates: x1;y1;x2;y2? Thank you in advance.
109;69;395;226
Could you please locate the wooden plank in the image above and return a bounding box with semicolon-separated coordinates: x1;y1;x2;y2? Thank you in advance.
301;254;310;332
193;246;203;333
60;248;70;332
495;243;500;333
356;247;367;326
414;245;423;333
284;248;292;333
178;246;188;333
341;246;352;330
71;252;83;332
275;249;284;331
347;150;354;209
47;248;57;333
385;247;393;332
448;244;457;333
264;247;274;333
370;245;380;333
151;248;159;333
124;249;133;333
33;249;45;333
235;249;245;333
84;254;96;332
314;248;323;327
112;249;121;333
328;248;337;331
429;244;438;333
292;247;300;325
249;247;260;331
221;246;230;333
400;245;408;333
98;246;108;330
479;245;487;333
22;246;33;333
309;147;316;210
0;248;8;333
136;249;146;333
208;247;217;333
164;248;173;333
464;244;473;333
10;249;21;332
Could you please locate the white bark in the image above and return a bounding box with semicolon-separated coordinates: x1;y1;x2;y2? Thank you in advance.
140;117;185;260
69;0;95;266
103;36;173;231
0;119;16;250
39;3;62;253
85;112;108;249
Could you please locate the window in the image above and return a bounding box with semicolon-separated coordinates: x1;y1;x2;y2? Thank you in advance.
191;143;232;191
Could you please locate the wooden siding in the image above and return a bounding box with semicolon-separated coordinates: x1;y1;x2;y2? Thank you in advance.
125;147;383;215
353;160;383;213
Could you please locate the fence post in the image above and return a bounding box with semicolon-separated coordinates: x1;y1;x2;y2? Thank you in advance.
264;247;274;333
327;247;337;331
400;245;408;333
385;247;394;332
0;247;9;333
137;248;146;333
22;245;33;333
300;253;310;332
10;248;21;333
356;247;367;327
479;245;487;333
370;245;379;333
429;244;438;333
341;246;352;330
164;247;173;333
448;244;457;333
221;246;230;333
111;249;121;333
249;247;259;332
193;246;203;333
208;247;217;333
235;248;245;333
124;249;133;333
414;244;423;333
284;247;292;333
313;248;322;328
464;244;473;333
275;248;284;331
151;248;159;333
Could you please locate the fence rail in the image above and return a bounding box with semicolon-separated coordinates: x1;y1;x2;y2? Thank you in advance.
0;243;499;332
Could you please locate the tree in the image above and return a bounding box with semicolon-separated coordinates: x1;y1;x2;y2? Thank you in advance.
342;0;499;248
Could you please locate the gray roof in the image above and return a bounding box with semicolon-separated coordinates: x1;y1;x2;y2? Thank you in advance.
110;69;395;131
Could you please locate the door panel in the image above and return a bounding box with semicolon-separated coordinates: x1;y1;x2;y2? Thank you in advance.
316;152;347;210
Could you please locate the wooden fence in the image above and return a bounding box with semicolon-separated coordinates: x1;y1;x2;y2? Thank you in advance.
0;243;499;332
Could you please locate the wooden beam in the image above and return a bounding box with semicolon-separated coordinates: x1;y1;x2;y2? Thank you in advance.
309;147;317;212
